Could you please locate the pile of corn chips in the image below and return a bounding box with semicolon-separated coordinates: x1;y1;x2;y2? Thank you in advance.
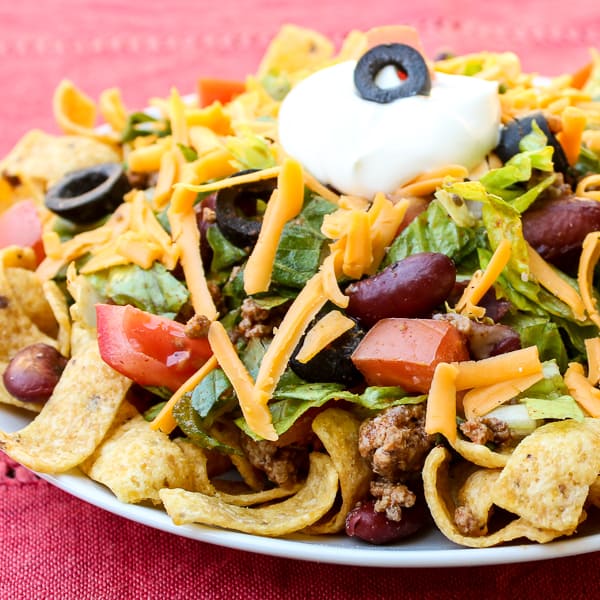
1;24;600;549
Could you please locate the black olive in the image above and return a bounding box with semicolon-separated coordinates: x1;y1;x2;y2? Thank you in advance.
45;162;131;224
289;310;365;386
215;170;278;248
354;43;431;104
494;111;569;174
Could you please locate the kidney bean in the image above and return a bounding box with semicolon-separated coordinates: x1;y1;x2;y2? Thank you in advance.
3;343;68;404
345;253;456;328
345;499;427;544
522;195;600;271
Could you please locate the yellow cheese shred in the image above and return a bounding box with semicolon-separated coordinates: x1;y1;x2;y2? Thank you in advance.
169;88;189;147
152;149;179;210
150;355;219;434
395;164;469;198
462;372;544;420
585;337;600;385
455;238;512;318
564;362;600;417
367;194;408;274
128;139;171;173
244;158;305;295
577;231;600;328
319;250;348;308
295;310;355;363
175;165;281;194
343;210;372;279
527;243;586;321
208;321;277;441
252;272;329;431
425;362;459;443
453;346;542;391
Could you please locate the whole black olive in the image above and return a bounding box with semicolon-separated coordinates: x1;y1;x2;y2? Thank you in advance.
215;170;278;248
289;310;365;386
494;111;569;174
45;162;131;224
354;43;431;104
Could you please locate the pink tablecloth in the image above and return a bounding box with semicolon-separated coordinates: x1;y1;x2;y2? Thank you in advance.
2;1;600;597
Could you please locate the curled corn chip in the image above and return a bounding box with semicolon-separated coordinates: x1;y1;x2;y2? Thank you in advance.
159;452;338;536
305;407;371;534
82;409;214;504
0;341;131;472
423;446;568;547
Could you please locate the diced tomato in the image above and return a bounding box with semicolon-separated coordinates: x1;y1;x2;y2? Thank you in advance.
0;200;45;263
198;78;246;108
351;318;469;393
96;304;213;391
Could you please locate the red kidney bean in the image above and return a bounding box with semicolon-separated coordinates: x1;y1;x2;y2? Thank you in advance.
345;499;427;544
522;195;600;271
3;343;68;404
345;252;456;328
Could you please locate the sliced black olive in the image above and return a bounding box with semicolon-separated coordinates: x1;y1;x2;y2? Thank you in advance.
289;310;365;387
494;111;569;174
45;162;131;224
215;170;278;248
354;43;431;104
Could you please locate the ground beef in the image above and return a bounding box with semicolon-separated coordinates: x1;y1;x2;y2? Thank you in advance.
184;314;211;338
239;435;309;486
127;170;158;190
236;297;277;341
459;417;512;447
454;505;487;537
358;404;434;480
370;478;416;522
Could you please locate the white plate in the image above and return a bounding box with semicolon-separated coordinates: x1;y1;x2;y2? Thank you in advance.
3;402;600;568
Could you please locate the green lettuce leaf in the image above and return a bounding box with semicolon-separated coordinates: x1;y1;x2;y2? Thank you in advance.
206;224;248;273
226;131;277;170
524;396;585;421
85;262;189;317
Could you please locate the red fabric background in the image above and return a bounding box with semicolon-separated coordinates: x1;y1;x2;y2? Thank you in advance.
2;1;600;597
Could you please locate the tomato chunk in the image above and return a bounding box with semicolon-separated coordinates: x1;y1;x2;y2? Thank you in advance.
96;304;213;391
0;200;44;263
197;78;246;107
351;318;469;393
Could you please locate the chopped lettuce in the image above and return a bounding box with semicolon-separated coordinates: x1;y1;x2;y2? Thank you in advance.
226;131;277;170
85;262;189;318
523;396;585;421
206;224;248;273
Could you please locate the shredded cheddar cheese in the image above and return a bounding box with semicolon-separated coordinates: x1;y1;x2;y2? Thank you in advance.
295;310;355;363
578;232;600;328
564;362;600;417
424;362;459;443
208;321;277;441
585;338;600;385
527;243;586;321
455;238;512;318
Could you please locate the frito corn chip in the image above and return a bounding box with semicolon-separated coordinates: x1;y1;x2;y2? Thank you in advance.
215;484;302;507
159;452;338;536
257;25;334;78
0;251;60;412
450;437;510;469
82;411;214;504
0;341;131;472
423;446;568;547
456;468;502;537
305;408;371;534
491;419;600;532
0;129;120;188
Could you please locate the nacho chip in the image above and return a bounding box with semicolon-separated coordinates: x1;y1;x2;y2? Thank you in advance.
82;412;214;504
0;340;131;472
423;446;568;547
0;129;120;189
450;437;510;469
492;419;600;532
42;280;71;358
455;468;501;536
159;452;338;536
215;484;302;507
305;407;371;534
257;25;334;78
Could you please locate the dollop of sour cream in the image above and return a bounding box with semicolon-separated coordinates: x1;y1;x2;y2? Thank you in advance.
278;61;501;198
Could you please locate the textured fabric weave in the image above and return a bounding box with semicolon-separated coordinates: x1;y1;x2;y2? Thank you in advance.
2;1;600;597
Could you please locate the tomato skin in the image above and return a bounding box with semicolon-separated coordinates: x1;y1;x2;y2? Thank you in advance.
351;318;469;393
0;200;44;263
96;304;213;391
197;78;246;107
